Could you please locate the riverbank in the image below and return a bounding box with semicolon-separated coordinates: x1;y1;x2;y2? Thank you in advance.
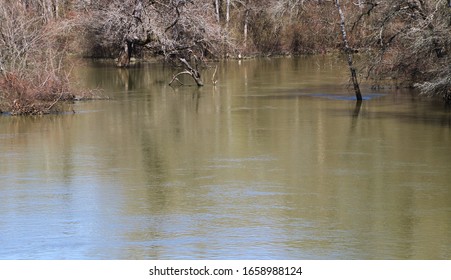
2;1;450;115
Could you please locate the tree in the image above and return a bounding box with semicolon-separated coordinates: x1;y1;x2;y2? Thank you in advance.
0;0;79;114
83;0;223;85
334;0;362;101
18;0;70;20
354;0;451;101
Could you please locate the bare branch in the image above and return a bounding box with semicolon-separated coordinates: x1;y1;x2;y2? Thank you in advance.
169;70;192;86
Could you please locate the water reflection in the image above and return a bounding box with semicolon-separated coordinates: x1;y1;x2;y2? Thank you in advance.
1;57;450;259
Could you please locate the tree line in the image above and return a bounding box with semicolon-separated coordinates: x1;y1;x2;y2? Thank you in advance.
1;0;450;114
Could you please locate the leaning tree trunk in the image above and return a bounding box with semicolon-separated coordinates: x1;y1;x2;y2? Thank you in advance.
169;58;204;87
179;58;203;86
334;0;362;101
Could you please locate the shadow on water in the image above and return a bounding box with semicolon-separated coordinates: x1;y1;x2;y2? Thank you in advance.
309;92;451;127
350;100;363;131
309;93;387;101
236;84;451;130
352;100;363;118
245;91;387;101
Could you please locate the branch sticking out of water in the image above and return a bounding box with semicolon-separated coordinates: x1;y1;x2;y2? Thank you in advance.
169;58;204;87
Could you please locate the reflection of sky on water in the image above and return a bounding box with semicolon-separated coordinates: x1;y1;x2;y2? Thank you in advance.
1;57;450;260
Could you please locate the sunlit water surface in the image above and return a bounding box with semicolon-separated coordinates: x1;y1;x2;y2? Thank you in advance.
1;57;450;259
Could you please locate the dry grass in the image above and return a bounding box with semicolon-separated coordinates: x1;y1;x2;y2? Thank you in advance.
0;72;74;115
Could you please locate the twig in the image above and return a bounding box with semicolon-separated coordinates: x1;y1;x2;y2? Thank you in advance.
45;91;64;112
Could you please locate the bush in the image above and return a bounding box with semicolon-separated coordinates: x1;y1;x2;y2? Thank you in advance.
248;10;282;55
0;1;78;115
355;0;451;100
0;72;74;115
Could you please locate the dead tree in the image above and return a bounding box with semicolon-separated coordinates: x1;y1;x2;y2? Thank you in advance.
169;57;204;86
334;0;362;101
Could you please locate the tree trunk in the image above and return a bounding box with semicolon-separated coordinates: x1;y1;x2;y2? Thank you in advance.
226;0;230;29
46;0;53;20
117;41;132;67
54;0;59;18
169;58;204;87
334;0;362;101
244;8;249;48
179;58;203;86
116;0;144;67
215;0;220;23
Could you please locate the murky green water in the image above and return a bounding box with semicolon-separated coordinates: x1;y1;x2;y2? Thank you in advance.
1;57;450;259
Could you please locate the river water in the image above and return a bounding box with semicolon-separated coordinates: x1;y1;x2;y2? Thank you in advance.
1;57;450;259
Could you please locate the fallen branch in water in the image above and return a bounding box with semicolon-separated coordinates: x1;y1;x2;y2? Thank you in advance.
169;70;192;86
169;58;204;87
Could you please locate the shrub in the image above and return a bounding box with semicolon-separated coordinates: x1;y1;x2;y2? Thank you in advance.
0;1;78;115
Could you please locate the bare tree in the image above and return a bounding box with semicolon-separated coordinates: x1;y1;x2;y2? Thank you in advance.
225;0;232;30
214;0;221;23
0;0;80;114
244;5;250;48
334;0;362;101
18;0;68;20
354;0;451;101
83;0;224;85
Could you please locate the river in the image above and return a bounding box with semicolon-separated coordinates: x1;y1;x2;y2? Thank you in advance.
1;56;450;259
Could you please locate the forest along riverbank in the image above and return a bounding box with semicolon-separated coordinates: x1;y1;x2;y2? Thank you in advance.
1;1;450;115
